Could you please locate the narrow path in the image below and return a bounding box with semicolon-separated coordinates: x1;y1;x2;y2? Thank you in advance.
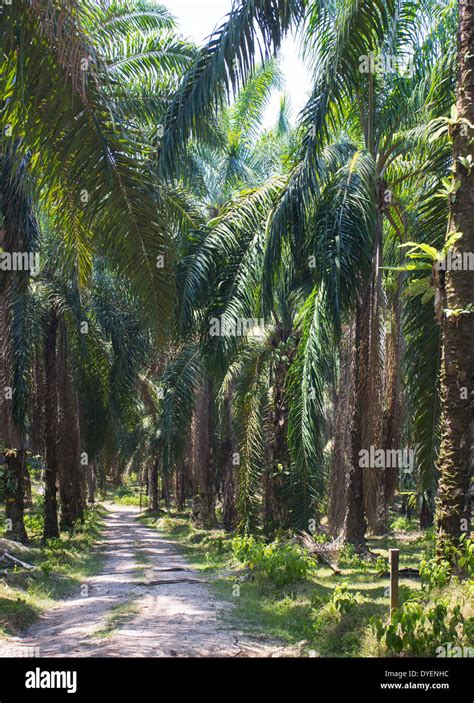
0;504;273;657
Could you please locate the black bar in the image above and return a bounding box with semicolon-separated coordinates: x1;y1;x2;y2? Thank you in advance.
0;657;471;702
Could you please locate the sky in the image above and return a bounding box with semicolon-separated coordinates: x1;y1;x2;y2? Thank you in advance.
163;0;312;128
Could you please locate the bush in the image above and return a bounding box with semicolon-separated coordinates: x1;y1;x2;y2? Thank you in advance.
113;486;148;507
449;534;474;578
419;536;474;588
231;535;314;586
371;599;468;656
375;556;389;576
390;516;417;533
231;535;259;563
24;511;44;537
338;544;371;571
329;584;359;614
419;557;452;590
399;585;424;604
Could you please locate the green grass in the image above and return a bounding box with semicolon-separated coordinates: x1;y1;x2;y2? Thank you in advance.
138;510;471;657
110;484;148;507
134;550;151;565
132;542;152;572
0;504;106;636
93;600;139;639
138;512;232;573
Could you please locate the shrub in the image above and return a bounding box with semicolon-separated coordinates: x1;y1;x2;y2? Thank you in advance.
24;511;44;537
419;536;474;588
399;585;424;604
310;592;329;609
329;584;359;614
419;557;452;590
449;534;474;578
113;486;148;507
371;600;466;656
231;535;262;563
390;516;416;532
375;556;389;576
338;544;371;571
231;535;314;586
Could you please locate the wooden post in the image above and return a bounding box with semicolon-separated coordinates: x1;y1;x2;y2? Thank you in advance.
389;548;400;618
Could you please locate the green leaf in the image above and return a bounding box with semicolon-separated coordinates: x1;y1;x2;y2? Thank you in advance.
421;287;435;304
403;277;432;299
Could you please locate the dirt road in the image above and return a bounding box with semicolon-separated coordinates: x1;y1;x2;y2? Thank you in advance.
0;504;273;657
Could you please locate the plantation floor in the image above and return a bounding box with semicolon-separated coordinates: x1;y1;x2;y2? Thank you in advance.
0;504;274;657
139;511;467;657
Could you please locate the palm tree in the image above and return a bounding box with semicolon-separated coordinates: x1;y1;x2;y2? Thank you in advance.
185;60;284;214
157;67;290;530
0;149;39;541
160;0;458;546
0;0;197;540
436;0;474;548
262;1;455;546
24;241;159;538
159;0;306;176
0;0;182;319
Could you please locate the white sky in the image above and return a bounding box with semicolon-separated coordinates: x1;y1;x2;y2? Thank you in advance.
163;0;312;128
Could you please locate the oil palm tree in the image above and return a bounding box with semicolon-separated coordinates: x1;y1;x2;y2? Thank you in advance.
436;0;474;548
157;67;291;530
19;239;158;538
160;0;458;545
262;0;455;545
0;0;196;540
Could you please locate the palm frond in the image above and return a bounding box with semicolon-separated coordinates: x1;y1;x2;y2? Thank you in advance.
286;288;335;528
159;0;306;175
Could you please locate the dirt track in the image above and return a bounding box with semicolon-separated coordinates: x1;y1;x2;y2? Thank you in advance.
0;504;274;657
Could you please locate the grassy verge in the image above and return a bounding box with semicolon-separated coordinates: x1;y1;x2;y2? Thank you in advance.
138;510;472;657
0;504;106;637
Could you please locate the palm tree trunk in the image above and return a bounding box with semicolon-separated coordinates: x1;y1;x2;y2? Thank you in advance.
436;0;474;547
161;471;171;508
43;309;60;540
57;320;81;531
420;492;434;528
380;289;404;531
343;300;368;550
221;392;237;532
176;429;193;510
328;325;355;537
87;460;96;504
191;377;216;528
110;453;123;487
336;200;385;546
75;426;86;523
361;210;386;534
149;459;159;511
182;431;196;508
0;269;28;542
30;349;45;455
175;464;184;510
264;357;289;534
